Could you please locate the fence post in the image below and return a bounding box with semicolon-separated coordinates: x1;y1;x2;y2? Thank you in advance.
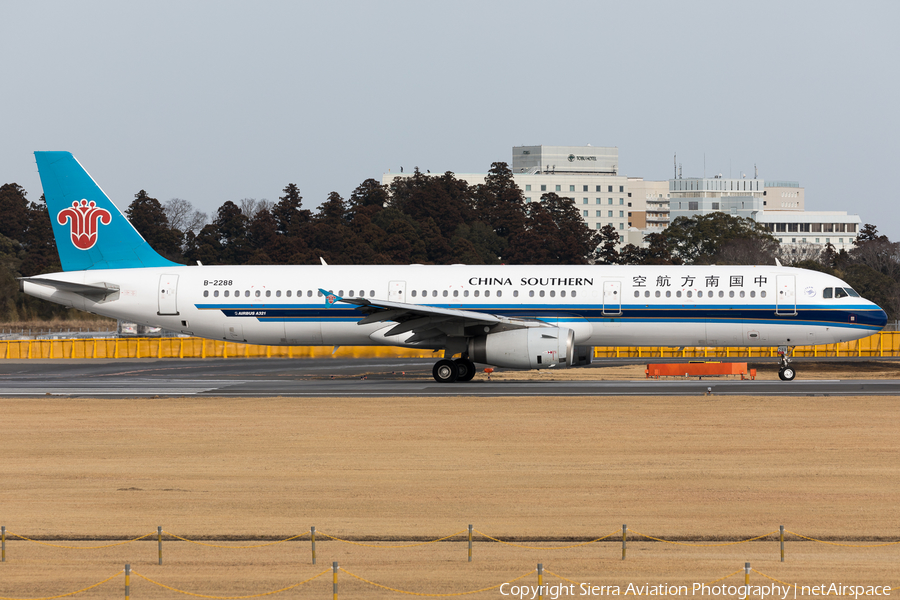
158;526;163;565
468;524;473;562
780;526;784;562
125;564;130;600
621;524;626;560
332;561;338;600
2;525;5;562
311;526;316;565
537;563;543;600
744;562;750;599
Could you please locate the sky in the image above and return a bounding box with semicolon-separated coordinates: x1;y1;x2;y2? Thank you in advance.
3;0;899;239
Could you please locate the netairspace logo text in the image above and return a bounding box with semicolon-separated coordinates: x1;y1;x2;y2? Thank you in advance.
499;582;892;599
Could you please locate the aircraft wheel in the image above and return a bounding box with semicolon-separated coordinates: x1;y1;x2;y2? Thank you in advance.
780;367;796;381
454;358;477;382
433;359;459;383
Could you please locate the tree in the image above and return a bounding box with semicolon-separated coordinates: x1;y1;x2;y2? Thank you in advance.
0;183;30;242
126;190;182;260
663;213;776;264
212;201;250;265
472;162;527;246
506;193;599;264
594;224;620;264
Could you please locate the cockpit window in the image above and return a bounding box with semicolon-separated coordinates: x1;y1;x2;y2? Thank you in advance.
834;288;849;299
823;288;832;299
845;287;860;297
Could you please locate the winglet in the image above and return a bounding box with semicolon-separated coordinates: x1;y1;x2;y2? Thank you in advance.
319;288;342;307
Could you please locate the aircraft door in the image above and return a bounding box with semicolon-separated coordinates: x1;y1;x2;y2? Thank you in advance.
389;281;406;302
776;275;797;315
158;274;179;316
602;281;622;316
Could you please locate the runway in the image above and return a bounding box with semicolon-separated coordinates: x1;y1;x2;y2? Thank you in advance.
2;358;899;396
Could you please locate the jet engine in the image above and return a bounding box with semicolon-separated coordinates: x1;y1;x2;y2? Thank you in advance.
468;327;574;369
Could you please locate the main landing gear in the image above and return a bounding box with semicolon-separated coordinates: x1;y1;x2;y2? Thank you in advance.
432;357;477;383
777;346;796;381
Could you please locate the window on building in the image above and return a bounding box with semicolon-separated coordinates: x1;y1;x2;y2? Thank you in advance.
619;186;624;192
596;223;601;229
569;185;575;192
776;223;787;232
596;210;601;217
688;201;698;210
596;198;601;204
583;210;588;217
583;185;588;192
596;185;602;192
711;202;720;210
619;198;624;205
608;210;613;217
608;186;613;192
619;211;624;217
788;223;799;232
619;223;624;230
540;184;546;191
583;198;588;204
555;185;561;192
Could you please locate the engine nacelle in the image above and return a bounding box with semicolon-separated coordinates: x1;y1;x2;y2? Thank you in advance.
468;327;574;369
571;346;594;367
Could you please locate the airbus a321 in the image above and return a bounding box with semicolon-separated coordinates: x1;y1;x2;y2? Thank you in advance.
21;152;888;382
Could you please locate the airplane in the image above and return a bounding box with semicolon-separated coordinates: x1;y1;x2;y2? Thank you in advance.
20;151;888;383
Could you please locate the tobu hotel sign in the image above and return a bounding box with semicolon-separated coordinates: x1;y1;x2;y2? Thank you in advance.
567;154;598;162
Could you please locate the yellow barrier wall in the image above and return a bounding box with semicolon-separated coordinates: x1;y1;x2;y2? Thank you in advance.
1;331;899;359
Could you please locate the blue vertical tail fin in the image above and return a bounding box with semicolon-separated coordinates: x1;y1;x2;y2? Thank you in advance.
34;151;181;271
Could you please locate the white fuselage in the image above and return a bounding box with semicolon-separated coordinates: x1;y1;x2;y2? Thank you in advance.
22;264;887;352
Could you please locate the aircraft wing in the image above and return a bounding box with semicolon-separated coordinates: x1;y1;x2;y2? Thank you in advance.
320;289;546;344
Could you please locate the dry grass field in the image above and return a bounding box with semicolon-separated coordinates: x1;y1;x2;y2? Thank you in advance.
1;390;898;597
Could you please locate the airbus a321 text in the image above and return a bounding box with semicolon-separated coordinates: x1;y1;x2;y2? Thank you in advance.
21;152;888;382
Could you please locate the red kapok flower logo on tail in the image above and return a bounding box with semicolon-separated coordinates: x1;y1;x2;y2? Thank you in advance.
57;199;112;250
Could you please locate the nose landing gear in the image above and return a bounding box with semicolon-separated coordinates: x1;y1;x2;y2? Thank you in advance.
777;346;796;381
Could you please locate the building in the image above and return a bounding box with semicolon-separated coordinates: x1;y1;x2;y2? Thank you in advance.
382;145;861;253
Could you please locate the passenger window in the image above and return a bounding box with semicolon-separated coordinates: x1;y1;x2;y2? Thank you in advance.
317;291;322;297
761;291;766;298
676;291;681;298
214;290;220;297
485;290;491;297
740;291;745;298
497;291;502;298
634;291;640;298
339;290;344;296
718;291;724;298
474;290;480;297
687;291;692;298
245;290;250;297
750;291;756;298
823;288;833;299
224;290;230;297
561;291;566;298
549;290;555;298
286;290;291;297
464;290;469;297
276;290;281;297
203;290;209;297
644;291;649;298
539;290;545;297
266;290;271;297
255;290;261;297
529;290;534;297
655;291;660;298
697;291;703;298
729;291;734;298
442;290;448;297
835;288;848;298
411;290;417;297
453;290;459;297
571;291;576;298
665;291;671;298
513;290;518;297
432;290;437;297
370;290;375;296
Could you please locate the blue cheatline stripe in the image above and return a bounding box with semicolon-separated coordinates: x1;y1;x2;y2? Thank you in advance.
194;303;884;330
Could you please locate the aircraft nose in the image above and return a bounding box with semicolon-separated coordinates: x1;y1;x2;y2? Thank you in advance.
875;306;889;329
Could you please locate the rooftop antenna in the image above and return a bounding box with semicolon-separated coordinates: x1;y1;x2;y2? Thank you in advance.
754;164;758;179
674;154;677;179
704;152;706;179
